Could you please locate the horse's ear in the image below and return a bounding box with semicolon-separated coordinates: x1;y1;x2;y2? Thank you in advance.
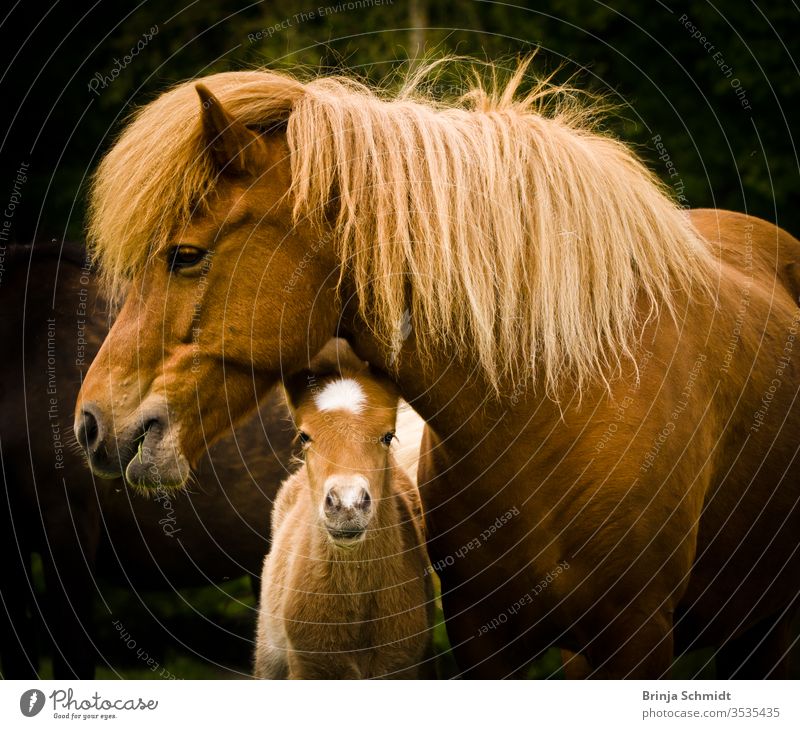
195;83;268;176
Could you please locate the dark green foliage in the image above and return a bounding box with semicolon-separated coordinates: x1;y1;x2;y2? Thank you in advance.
0;1;797;243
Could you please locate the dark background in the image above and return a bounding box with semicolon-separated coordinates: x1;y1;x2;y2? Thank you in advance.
0;0;798;247
0;0;798;679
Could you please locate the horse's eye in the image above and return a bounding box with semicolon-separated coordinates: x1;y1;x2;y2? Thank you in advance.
168;245;207;271
298;431;312;446
380;431;395;446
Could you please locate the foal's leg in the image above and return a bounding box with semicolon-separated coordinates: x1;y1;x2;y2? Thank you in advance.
253;643;288;679
253;573;288;679
253;614;288;679
286;651;362;679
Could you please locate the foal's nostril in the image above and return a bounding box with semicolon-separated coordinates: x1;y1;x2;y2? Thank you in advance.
324;482;371;518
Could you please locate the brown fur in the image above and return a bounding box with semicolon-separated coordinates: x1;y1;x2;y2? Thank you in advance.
77;65;800;678
254;355;433;679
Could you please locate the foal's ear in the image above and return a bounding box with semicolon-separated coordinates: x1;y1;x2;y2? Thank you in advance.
195;83;268;176
283;369;315;411
310;338;368;375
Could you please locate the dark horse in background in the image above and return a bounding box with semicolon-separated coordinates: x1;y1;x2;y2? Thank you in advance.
0;242;296;678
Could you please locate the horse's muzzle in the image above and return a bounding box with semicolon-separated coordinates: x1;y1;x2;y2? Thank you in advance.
75;402;104;461
75;401;131;479
74;399;190;489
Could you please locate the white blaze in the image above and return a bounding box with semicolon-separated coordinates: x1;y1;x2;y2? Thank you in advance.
314;378;366;414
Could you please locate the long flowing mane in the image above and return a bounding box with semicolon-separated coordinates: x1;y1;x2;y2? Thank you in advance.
89;60;716;394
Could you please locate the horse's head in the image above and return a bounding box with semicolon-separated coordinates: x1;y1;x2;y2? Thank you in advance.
75;84;340;489
284;343;400;546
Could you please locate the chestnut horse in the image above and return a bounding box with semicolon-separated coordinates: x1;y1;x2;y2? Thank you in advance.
255;342;433;679
0;242;296;678
76;62;800;678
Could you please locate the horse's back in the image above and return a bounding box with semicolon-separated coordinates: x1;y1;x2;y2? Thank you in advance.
691;208;800;300
677;209;800;646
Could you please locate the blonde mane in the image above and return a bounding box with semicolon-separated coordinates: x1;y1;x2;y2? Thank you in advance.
89;60;716;395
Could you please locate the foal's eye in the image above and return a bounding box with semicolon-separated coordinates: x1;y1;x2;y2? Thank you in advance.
168;245;207;271
380;431;395;446
298;431;312;447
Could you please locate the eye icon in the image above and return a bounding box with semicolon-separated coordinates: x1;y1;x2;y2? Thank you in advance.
20;689;45;717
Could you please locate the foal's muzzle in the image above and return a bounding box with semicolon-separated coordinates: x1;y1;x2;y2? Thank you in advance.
323;475;373;543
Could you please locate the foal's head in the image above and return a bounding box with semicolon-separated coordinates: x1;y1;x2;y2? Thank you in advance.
285;348;400;547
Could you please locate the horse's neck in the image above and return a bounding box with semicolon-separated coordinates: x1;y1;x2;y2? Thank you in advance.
339;291;672;463
342;320;562;452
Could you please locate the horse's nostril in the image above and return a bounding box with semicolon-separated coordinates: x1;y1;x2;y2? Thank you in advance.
359;489;371;511
78;408;100;451
325;492;335;510
142;417;162;433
